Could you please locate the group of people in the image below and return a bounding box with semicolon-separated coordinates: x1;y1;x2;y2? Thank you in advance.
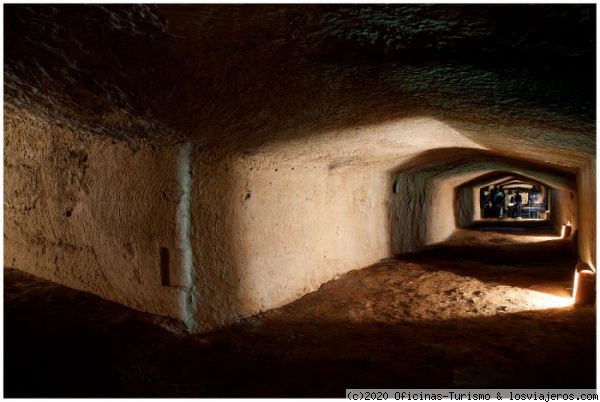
481;187;523;219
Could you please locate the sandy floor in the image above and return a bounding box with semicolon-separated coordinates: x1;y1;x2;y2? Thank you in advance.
4;220;596;397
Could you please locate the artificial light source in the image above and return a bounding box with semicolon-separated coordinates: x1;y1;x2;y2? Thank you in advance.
573;262;596;306
524;289;573;309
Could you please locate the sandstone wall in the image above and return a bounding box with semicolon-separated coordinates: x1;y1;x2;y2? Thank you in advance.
577;161;595;267
188;118;486;331
389;170;457;253
546;186;578;244
4;109;190;320
188;147;392;331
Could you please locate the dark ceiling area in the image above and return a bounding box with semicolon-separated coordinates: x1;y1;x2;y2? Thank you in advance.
4;4;596;148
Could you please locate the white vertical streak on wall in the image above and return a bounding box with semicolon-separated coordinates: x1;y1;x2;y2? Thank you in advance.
177;142;194;330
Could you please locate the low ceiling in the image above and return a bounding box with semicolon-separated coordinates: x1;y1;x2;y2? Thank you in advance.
4;4;596;161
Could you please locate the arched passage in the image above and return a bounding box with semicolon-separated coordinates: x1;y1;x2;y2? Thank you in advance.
457;170;576;231
389;148;578;255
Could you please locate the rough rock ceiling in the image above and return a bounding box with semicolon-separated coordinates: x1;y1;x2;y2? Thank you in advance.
4;4;596;152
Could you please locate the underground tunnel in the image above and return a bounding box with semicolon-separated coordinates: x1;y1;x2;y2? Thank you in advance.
3;3;596;397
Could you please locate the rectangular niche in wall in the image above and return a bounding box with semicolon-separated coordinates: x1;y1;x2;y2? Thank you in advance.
160;247;188;287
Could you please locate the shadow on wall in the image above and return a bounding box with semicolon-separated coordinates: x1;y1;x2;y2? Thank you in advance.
188;149;251;332
388;148;493;254
389;147;485;255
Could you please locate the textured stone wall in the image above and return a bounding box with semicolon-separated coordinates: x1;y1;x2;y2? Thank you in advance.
550;189;578;234
577;161;595;266
187;125;401;331
4;108;190;320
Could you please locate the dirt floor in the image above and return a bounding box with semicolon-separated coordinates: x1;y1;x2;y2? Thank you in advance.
4;220;596;397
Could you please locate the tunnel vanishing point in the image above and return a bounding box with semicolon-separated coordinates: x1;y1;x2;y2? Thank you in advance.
4;4;596;333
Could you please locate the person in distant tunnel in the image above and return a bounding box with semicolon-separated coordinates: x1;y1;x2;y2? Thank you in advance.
515;191;523;219
481;191;491;218
494;187;504;218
